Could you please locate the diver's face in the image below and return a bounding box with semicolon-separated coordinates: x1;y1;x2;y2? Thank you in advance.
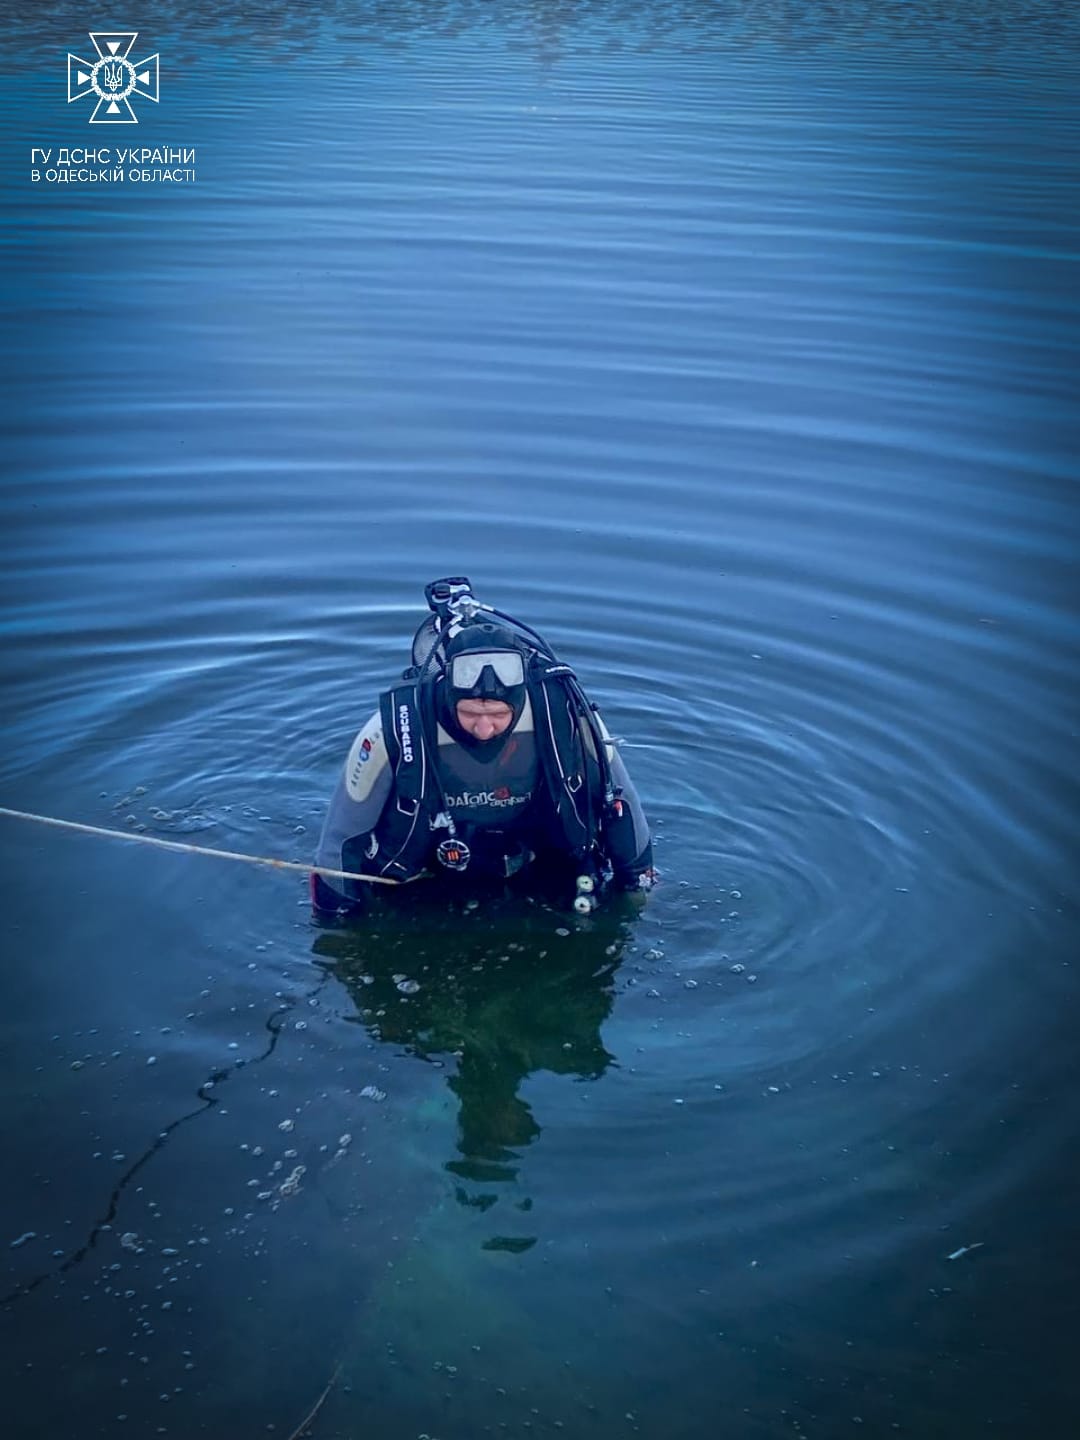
456;699;513;741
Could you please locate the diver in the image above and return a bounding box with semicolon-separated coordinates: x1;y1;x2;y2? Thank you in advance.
311;577;654;915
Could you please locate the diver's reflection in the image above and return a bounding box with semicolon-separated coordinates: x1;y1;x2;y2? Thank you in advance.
311;891;639;1199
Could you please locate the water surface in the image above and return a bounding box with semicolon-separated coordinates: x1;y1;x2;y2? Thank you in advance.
2;3;1078;1437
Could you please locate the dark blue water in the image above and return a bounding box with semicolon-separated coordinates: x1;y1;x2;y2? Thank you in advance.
2;4;1078;1437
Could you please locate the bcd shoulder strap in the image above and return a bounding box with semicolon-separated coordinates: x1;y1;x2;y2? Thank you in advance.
374;684;433;878
531;664;603;865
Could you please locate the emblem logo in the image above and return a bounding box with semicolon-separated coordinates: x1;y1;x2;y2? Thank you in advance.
445;787;530;809
68;32;160;124
436;837;471;872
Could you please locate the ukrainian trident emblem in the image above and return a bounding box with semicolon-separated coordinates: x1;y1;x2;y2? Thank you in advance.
68;32;160;124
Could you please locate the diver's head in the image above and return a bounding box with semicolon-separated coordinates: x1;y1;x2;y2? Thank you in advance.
437;622;528;744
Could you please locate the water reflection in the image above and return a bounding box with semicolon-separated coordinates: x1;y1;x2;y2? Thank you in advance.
312;889;640;1211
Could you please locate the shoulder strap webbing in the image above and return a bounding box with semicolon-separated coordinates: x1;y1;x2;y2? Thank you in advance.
531;666;604;865
375;684;434;879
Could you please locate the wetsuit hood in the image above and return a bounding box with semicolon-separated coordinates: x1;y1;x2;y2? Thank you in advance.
434;621;529;747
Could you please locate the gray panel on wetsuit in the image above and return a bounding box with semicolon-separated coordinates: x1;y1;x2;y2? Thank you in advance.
315;711;393;877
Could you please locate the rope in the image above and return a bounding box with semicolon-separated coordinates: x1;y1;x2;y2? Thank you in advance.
0;805;407;886
284;1360;343;1440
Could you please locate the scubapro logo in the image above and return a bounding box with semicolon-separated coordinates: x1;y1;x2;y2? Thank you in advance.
398;705;414;763
68;32;160;124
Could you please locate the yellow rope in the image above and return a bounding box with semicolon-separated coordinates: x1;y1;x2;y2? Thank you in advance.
0;805;407;886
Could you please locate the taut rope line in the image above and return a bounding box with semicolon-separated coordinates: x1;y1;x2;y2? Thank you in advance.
0;806;405;886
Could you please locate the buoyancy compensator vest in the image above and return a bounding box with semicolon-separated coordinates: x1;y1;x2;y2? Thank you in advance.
370;655;608;881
